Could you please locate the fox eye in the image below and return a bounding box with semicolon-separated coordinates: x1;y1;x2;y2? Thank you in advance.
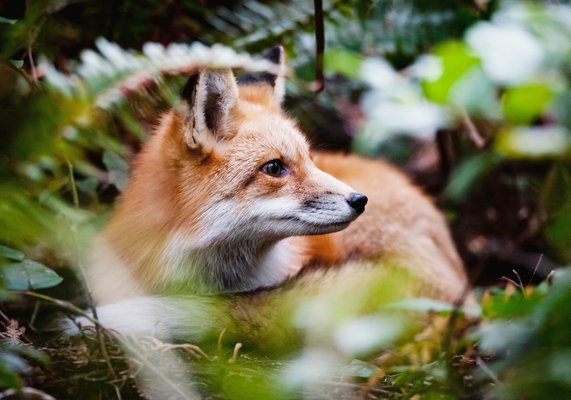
260;159;289;177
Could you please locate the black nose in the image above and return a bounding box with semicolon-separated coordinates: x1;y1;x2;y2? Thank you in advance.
347;192;368;213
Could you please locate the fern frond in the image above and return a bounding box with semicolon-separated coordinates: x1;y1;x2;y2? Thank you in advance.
41;38;278;109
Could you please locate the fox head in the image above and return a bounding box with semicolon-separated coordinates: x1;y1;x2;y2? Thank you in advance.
161;46;367;247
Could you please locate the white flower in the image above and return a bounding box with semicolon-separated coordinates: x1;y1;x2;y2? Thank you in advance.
407;55;443;82
362;92;446;138
281;349;340;387
466;21;543;85
333;315;404;355
360;58;400;90
500;126;571;157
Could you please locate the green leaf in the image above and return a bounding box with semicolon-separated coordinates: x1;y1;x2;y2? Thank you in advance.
1;342;50;366
2;260;63;290
0;16;18;25
324;49;364;79
503;83;552;125
0;356;24;390
0;246;25;262
76;177;99;194
422;41;479;104
449;66;500;118
482;288;544;319
341;359;380;378
444;152;502;203
102;151;129;192
10;60;24;69
546;205;571;259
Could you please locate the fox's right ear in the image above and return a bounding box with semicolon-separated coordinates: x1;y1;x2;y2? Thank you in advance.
181;69;239;153
237;46;286;104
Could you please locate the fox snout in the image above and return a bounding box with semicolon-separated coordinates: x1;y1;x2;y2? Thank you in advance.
346;192;368;214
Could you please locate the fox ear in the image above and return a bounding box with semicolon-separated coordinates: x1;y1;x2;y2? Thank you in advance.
237;45;286;104
182;69;239;152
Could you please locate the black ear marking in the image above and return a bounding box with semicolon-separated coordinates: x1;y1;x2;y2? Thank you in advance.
263;46;282;65
237;72;277;87
237;46;284;88
203;90;223;132
182;74;199;104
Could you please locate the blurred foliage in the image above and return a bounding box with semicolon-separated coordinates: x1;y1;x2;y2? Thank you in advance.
477;269;571;399
1;0;571;398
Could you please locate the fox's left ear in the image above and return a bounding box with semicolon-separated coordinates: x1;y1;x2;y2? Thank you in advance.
238;46;286;104
181;69;239;153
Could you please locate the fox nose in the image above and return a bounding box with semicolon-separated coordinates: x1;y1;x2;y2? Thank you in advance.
347;192;368;214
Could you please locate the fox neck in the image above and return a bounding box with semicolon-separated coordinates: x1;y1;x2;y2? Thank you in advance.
161;235;302;294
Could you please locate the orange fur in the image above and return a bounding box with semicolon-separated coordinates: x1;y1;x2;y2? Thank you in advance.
88;67;470;307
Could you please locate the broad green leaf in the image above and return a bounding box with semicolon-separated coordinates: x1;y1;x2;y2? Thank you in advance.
0;246;25;262
102;151;129;192
422;41;479;103
76;177;99;194
10;60;24;69
324;49;364;79
0;355;24;389
1;342;50;366
2;260;63;290
546;205;571;260
482;288;544;319
444;152;502;203
0;16;17;25
502;83;552;124
540;163;571;215
449;66;500;118
341;359;380;378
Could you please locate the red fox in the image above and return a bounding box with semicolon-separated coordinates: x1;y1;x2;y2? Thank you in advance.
83;47;472;341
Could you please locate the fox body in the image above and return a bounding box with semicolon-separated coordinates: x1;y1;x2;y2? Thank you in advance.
86;47;471;340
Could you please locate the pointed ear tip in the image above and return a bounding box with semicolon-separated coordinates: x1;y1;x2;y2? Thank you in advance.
264;46;285;64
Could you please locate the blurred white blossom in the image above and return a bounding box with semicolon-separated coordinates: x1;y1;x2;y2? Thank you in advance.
466;21;543;85
360;58;400;91
407;55;443;82
333;315;404;355
498;126;571;158
281;349;340;387
360;57;446;142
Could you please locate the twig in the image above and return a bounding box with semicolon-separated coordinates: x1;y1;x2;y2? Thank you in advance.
530;254;543;283
436;130;454;177
440;279;477;396
17;291;194;399
511;269;524;290
461;110;486;149
28;300;40;332
217;328;226;356
357;367;387;399
120;336;198;400
475;357;501;385
500;276;523;290
66;160;80;209
27;47;38;83
19;291;100;326
313;0;325;92
228;342;242;363
65;159;120;392
6;62;41;91
0;308;11;324
147;337;208;359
